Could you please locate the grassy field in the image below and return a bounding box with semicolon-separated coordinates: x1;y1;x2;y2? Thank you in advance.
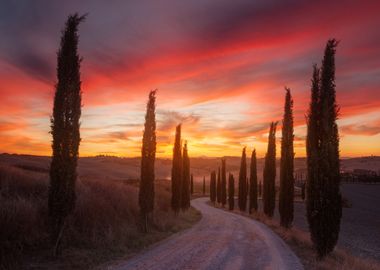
0;161;201;269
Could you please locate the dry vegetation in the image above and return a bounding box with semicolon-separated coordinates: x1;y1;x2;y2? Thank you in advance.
212;202;380;270
0;164;201;270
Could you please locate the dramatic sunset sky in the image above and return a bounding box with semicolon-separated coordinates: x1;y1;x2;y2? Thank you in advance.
0;0;379;157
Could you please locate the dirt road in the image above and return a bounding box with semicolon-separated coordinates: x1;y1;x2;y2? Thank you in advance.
107;197;303;270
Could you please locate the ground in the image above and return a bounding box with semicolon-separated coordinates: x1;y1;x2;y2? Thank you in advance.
106;197;303;270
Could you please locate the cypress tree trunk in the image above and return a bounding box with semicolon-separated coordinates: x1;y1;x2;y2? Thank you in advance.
228;174;235;210
238;147;247;211
139;90;157;233
181;142;190;211
221;158;227;207
307;39;342;258
190;174;194;195
216;167;221;204
171;124;182;214
203;176;206;195
48;14;85;256
263;122;277;217
249;149;258;213
210;171;216;203
279;88;294;228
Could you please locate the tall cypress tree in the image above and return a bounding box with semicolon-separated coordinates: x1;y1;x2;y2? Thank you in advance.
171;124;182;214
307;65;321;241
216;167;221;204
307;39;342;258
279;88;294;228
48;14;85;255
190;174;194;195
181;142;190;211
221;158;227;207
139;90;157;232
263;122;277;217
210;171;216;203
203;176;206;195
249;149;258;213
228;173;235;211
238;147;247;211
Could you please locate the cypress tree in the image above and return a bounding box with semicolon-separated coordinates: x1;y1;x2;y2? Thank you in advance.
171;124;182;214
307;65;321;241
249;149;258;213
48;14;85;255
210;171;216;203
203;176;206;195
279;88;294;228
263;122;277;217
190;174;194;195
258;181;262;197
221;158;227;207
307;39;342;258
228;173;235;210
238;147;247;211
139;90;157;232
246;177;249;200
181;142;190;211
216;167;221;204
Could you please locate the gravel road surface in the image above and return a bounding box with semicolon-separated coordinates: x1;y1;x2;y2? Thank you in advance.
107;197;303;270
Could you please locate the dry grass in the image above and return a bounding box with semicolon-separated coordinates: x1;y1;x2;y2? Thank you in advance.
211;202;380;270
0;164;201;270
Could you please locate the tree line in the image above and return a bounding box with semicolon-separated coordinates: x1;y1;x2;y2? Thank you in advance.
208;39;341;259
48;13;341;259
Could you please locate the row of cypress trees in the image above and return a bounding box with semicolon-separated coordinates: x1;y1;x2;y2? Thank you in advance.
207;39;342;259
209;150;263;213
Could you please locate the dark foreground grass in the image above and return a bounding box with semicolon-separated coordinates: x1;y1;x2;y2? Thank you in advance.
0;164;201;270
210;201;380;270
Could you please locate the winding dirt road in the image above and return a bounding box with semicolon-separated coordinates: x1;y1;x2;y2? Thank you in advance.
107;197;303;270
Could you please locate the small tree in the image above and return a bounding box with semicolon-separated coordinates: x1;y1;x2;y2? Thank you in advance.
221;158;227;207
238;147;247;211
249;149;258;213
210;171;216;203
263;122;277;217
203;176;206;195
216;167;221;204
181;142;190;211
171;124;182;214
139;90;157;233
48;14;85;255
279;88;294;228
258;181;262;197
190;174;194;195
228;174;235;210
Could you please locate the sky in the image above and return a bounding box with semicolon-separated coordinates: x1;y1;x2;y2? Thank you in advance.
0;0;379;158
